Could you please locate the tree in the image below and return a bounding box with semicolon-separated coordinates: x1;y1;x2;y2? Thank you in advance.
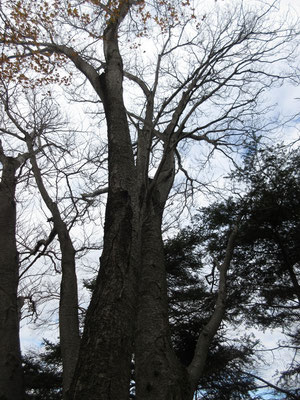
0;0;299;399
234;145;300;313
23;339;62;400
21;143;300;399
0;84;96;397
1;89;80;396
22;230;259;400
0;141;27;399
230;145;300;398
189;144;300;398
164;229;262;400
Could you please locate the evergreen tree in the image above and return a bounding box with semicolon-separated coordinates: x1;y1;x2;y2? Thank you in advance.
23;340;62;400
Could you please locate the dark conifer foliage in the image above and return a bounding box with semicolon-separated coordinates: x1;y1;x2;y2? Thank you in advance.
164;228;261;399
23;340;62;400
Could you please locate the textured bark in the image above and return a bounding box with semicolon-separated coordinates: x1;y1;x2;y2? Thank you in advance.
26;140;80;398
0;154;23;400
134;144;191;400
70;188;139;399
135;205;191;400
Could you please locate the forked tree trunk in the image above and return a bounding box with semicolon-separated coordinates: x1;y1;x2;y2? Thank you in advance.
0;154;23;400
58;1;239;397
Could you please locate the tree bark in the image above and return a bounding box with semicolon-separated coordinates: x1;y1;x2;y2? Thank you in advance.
135;205;191;400
70;188;139;399
134;145;191;400
0;152;24;400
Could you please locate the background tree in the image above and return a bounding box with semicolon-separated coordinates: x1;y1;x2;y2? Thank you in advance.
0;141;28;399
1;88;80;396
23;340;62;400
231;144;300;398
185;144;300;398
0;82;104;398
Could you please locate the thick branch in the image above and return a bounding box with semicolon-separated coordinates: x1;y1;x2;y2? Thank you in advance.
187;219;240;393
81;186;108;198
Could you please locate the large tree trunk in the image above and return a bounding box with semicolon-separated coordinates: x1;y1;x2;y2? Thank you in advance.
0;154;24;400
26;141;80;398
135;204;191;400
134;146;191;400
69;9;140;399
135;142;240;399
70;188;139;399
